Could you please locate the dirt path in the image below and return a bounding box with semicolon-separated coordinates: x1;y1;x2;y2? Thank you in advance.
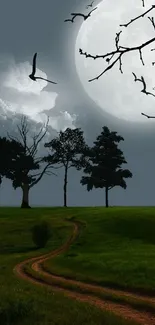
13;220;155;325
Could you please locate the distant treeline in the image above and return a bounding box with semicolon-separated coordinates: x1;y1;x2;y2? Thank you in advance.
0;116;132;208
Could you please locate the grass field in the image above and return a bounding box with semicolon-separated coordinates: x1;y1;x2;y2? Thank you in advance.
0;207;154;325
44;207;155;295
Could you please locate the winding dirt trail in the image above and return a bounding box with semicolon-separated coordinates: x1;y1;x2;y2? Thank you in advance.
13;220;155;325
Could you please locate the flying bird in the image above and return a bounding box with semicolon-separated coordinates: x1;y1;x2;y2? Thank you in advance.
29;53;57;84
86;1;94;8
141;112;155;118
64;7;97;23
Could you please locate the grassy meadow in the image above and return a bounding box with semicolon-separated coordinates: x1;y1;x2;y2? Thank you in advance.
44;207;155;294
1;206;155;324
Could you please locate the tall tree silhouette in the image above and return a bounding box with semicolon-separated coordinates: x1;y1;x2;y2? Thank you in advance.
7;116;57;208
81;126;132;207
44;128;87;207
79;2;155;118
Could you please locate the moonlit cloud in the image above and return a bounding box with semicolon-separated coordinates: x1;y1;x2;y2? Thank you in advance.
47;111;77;131
0;56;76;131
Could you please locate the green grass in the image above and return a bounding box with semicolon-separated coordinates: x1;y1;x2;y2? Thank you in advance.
25;259;155;316
0;207;136;325
44;207;155;295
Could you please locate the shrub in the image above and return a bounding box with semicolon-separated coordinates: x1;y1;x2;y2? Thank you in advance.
31;221;51;248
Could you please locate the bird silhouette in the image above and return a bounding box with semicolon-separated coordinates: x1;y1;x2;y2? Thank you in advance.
86;1;94;9
29;53;57;84
64;7;97;23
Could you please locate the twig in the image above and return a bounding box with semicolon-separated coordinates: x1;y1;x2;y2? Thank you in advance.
120;5;155;28
132;72;155;98
79;35;155;82
141;112;155;118
64;7;97;23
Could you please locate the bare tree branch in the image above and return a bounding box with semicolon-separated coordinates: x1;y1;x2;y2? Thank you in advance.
148;15;155;30
79;3;155;82
132;72;155;98
78;1;155;118
10;116;50;159
120;5;155;28
64;7;97;23
7;132;20;144
141;112;155;118
109;185;115;190
29;163;57;189
79;35;155;82
29;116;49;157
30;163;62;179
17;116;33;156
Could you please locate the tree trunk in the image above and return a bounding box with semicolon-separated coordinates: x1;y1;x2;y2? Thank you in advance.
21;184;31;208
63;166;68;207
105;186;109;208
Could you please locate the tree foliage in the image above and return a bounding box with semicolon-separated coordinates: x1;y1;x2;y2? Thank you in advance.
0;137;25;185
6;116;56;190
81;126;132;207
4;115;57;208
45;128;87;167
44;127;88;206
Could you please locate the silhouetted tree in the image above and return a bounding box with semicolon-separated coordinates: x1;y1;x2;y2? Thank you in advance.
7;116;57;208
0;137;25;185
79;2;155;118
44;128;88;207
81;126;132;207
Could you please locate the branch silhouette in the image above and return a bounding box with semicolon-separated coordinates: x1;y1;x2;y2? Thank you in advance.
141;112;155;118
79;3;155;82
29;53;57;84
132;72;155;98
78;2;155;118
64;7;97;23
79;34;155;82
120;5;155;28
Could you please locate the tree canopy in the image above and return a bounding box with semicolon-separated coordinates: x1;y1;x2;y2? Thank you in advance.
44;127;88;207
6;116;56;208
81;126;132;207
0;136;25;185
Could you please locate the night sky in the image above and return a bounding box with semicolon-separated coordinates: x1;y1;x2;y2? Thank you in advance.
0;0;155;207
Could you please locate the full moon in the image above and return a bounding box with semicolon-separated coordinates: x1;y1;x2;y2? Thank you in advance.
75;0;155;123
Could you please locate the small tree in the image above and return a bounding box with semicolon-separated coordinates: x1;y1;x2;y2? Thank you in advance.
31;221;51;248
81;126;132;207
44;127;88;207
7;116;57;208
